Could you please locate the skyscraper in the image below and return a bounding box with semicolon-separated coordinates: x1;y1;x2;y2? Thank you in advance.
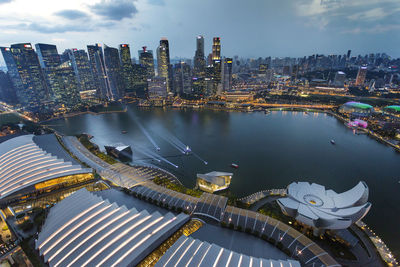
211;37;222;93
222;58;233;92
347;50;351;59
0;47;24;103
0;70;17;103
66;49;97;93
173;62;192;96
138;46;155;78
52;61;81;108
157;38;171;93
87;44;110;100
35;43;61;69
1;43;48;110
194;35;205;77
119;44;135;95
104;45;124;99
355;66;367;86
334;71;346;87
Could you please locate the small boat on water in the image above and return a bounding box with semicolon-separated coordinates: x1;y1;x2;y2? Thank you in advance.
121;130;127;134
231;163;239;168
330;140;335;145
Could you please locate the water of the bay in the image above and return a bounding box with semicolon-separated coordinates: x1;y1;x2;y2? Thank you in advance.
48;105;400;256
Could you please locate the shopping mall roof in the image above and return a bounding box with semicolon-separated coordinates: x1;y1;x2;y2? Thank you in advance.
197;171;232;186
36;188;189;267
384;105;400;113
155;235;301;267
0;134;91;200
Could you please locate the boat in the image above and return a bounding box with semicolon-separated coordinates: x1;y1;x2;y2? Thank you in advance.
330;140;335;145
231;163;239;168
121;130;127;134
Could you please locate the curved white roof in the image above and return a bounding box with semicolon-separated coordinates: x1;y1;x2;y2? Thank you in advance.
0;135;91;200
36;188;189;267
156;235;300;267
277;181;371;230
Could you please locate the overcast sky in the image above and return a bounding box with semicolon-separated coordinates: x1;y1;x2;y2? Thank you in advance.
1;0;400;65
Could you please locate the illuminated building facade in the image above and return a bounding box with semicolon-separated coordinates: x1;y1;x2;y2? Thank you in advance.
0;70;17;103
87;44;111;100
119;44;135;93
173;62;192;95
52;61;81;108
35;43;61;69
1;43;48;110
339;101;374;117
67;49;97;93
157;38;171;93
355;66;367;86
139;46;155;78
104;45;124;99
148;77;167;99
333;71;346;87
196;171;233;193
222;58;233;91
0;134;92;203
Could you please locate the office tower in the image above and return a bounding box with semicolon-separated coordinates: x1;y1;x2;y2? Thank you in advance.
0;47;24;103
119;44;135;94
212;37;221;61
104;45;124;99
194;35;205;77
148;77;167;99
65;49;97;92
173;62;192;96
355;66;367;86
334;71;346;86
157;38;171;93
132;64;148;97
35;44;61;69
1;43;48;110
87;44;111;100
204;66;215;96
207;53;213;66
0;70;17;103
52;61;81;108
347;50;351;59
259;64;267;74
222;58;232;92
138;46;155;78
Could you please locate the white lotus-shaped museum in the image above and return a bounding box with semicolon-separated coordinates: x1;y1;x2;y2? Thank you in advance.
277;181;371;230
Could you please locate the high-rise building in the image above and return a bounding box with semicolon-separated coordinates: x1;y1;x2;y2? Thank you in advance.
65;49;97;93
355;66;367;86
35;43;61;69
148;77;167;99
347;50;351;59
119;44;135;94
1;43;48;110
222;58;232;92
132;64;148;97
0;70;17;103
157;38;171;93
104;45;124;99
173;62;192;96
212;37;221;61
87;44;111;100
0;47;24;103
333;71;346;87
52;61;81;108
138;46;155;78
194;35;205;77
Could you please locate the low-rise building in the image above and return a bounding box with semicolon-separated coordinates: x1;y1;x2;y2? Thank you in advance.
196;171;232;193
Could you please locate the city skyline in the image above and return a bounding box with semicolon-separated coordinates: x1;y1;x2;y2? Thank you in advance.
1;0;400;67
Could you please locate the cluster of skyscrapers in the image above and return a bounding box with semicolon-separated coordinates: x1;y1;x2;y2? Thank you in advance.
0;36;234;113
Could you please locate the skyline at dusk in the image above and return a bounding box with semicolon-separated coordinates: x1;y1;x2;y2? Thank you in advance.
1;0;400;66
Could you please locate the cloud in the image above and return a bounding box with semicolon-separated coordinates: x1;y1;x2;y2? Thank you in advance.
342;24;400;34
26;22;93;33
90;0;138;21
54;9;89;20
148;0;164;6
0;0;13;4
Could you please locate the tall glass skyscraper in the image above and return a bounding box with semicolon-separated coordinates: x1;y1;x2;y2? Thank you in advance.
35;43;61;69
1;43;48;110
104;45;124;100
65;49;97;93
52;61;81;108
157;38;171;93
222;58;233;92
138;46;155;79
119;44;135;95
87;44;111;100
211;37;222;92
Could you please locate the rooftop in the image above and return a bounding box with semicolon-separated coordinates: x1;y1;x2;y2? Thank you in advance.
343;101;373;110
